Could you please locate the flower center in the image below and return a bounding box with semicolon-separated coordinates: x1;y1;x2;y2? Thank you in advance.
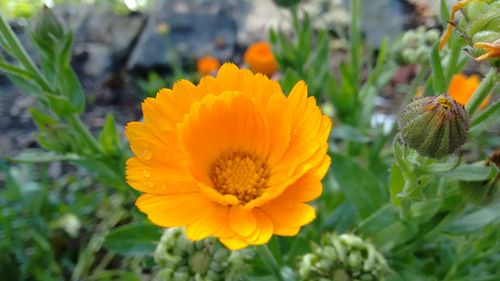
209;150;270;204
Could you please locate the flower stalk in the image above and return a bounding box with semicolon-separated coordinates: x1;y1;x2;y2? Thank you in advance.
255;245;283;281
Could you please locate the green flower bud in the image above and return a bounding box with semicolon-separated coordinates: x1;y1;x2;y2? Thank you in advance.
395;27;440;65
29;6;67;56
460;151;500;206
398;95;469;159
154;228;253;281
299;233;388;281
31;6;64;41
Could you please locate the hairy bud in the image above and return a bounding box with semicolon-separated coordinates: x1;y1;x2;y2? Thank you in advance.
398;95;469;159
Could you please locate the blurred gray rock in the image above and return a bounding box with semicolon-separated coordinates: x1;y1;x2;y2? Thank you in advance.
55;4;146;78
358;0;408;46
127;0;237;70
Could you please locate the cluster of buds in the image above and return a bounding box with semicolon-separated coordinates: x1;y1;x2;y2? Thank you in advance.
460;151;500;206
299;233;388;281
394;26;440;65
398;95;469;159
439;0;500;67
154;228;252;281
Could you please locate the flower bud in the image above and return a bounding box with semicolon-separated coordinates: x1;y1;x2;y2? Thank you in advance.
299;233;388;281
398;95;469;159
31;6;64;42
154;228;252;281
395;27;440;65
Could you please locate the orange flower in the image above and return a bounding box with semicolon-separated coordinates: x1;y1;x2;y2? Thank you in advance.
449;73;490;110
125;64;331;250
474;40;500;61
196;56;220;76
243;41;279;77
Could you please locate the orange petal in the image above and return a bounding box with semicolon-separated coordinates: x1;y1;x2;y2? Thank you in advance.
244;209;274;244
260;198;316;228
125;122;182;166
219;236;248;250
185;205;228;240
136;193;216;227
229;205;257;237
126;157;194;194
273;224;300;236
279;155;330;202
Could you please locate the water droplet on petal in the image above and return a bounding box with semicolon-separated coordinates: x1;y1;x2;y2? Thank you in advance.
142;169;151;178
146;181;154;188
142;149;152;160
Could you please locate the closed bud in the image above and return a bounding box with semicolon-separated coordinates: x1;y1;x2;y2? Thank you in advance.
31;6;64;41
398;95;469;159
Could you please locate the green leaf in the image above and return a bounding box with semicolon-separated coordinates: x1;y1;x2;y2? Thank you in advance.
76;159;127;191
356;204;418;251
409;198;442;224
57;67;85;113
0;59;37;81
330;152;387;218
30;107;57;128
332;125;370;143
60;31;74;67
280;69;301;94
104;223;161;256
99;113;121;156
445;204;500;233
443;163;497;181
47;93;77;116
389;162;405;207
430;43;446;93
470;100;500;136
8;149;79;163
439;0;450;23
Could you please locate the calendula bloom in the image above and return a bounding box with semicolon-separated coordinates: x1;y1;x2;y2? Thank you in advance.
243;41;279;77
126;63;331;250
196;56;221;76
449;73;490;110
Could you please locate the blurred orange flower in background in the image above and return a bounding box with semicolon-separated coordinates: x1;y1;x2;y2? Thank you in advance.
125;64;331;250
449;73;490;110
196;56;220;76
243;41;279;77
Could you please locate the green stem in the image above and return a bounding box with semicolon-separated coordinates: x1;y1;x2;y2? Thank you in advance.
256;245;282;281
65;113;102;154
350;0;362;93
0;13;53;92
